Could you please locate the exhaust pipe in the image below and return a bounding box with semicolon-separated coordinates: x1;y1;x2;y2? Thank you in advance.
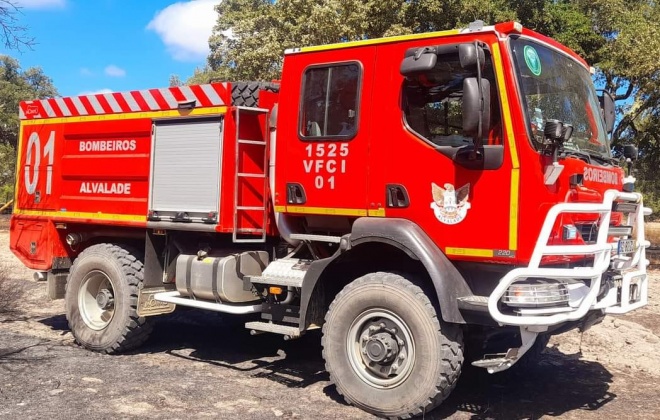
33;271;47;282
269;127;300;247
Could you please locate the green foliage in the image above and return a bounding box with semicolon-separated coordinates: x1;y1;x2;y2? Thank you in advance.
169;74;183;87
203;0;605;82
0;55;58;148
579;0;660;218
0;142;15;200
186;66;224;85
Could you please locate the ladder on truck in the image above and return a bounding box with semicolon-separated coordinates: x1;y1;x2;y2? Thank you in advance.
233;106;270;243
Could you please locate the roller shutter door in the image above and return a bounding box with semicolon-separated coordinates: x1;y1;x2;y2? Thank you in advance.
149;118;223;221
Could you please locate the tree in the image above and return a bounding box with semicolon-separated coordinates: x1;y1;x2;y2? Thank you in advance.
204;0;603;82
575;0;660;217
0;0;35;50
169;74;183;87
0;56;58;148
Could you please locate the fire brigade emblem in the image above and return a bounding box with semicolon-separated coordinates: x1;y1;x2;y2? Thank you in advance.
431;182;471;225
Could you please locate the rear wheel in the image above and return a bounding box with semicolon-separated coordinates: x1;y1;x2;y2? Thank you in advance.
322;272;463;419
65;243;152;354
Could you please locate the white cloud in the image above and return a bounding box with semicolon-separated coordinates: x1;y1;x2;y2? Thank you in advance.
146;0;218;62
80;68;93;77
104;65;126;78
78;89;113;96
14;0;66;9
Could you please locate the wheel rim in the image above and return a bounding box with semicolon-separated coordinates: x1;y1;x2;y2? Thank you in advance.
347;308;415;389
78;270;116;331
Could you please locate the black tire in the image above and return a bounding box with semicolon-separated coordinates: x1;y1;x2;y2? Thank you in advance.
322;272;463;419
231;82;260;107
65;243;152;354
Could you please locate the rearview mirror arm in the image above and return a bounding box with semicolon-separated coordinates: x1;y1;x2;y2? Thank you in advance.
472;41;484;159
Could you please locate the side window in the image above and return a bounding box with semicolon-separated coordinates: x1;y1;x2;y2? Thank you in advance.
402;49;501;147
299;63;360;140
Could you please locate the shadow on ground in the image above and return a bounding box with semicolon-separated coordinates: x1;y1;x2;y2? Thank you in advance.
36;310;615;419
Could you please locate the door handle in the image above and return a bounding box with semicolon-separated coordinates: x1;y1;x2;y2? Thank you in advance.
386;184;410;208
287;183;307;204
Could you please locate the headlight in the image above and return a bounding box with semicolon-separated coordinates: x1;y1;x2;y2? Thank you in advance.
502;282;569;308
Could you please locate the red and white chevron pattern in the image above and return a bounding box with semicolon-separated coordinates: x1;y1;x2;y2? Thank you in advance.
19;83;231;120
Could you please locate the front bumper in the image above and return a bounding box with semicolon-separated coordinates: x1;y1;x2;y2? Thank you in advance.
488;190;651;327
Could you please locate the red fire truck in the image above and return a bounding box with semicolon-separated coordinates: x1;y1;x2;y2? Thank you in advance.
10;20;652;418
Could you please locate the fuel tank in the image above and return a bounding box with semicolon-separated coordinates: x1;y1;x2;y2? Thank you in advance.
175;251;268;303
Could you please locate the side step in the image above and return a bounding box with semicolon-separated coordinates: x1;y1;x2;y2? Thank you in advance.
248;258;311;288
245;321;302;340
457;295;489;312
249;276;303;288
471;349;519;372
471;328;539;374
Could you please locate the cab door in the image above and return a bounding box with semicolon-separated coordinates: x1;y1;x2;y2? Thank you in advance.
276;49;374;217
369;36;519;261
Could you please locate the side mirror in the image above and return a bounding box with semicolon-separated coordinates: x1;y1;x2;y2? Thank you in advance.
462;78;491;140
598;90;615;134
400;47;438;77
623;144;638;161
458;43;485;69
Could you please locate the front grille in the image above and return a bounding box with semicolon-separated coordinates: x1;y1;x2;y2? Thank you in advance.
576;222;598;243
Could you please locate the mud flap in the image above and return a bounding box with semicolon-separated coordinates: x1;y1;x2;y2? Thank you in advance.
137;286;176;317
47;272;68;300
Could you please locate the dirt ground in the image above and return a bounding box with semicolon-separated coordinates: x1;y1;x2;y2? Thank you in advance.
1;224;659;419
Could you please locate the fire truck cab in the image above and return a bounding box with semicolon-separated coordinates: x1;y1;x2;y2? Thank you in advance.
10;21;651;419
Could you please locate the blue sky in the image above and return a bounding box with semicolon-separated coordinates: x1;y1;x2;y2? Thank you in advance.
1;0;218;97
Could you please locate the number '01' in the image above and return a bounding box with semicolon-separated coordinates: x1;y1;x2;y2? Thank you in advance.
25;131;55;195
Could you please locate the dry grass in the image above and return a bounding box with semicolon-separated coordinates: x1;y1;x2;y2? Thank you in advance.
647;222;660;268
0;264;25;314
0;215;9;231
647;222;660;246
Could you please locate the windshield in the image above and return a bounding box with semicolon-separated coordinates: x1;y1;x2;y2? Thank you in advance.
510;37;611;158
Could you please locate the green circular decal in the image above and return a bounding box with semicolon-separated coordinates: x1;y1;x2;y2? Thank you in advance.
524;45;542;76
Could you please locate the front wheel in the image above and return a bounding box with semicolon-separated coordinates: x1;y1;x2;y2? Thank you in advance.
322;272;463;419
65;243;152;354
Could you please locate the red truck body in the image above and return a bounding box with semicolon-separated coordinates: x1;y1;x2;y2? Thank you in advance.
12;83;280;269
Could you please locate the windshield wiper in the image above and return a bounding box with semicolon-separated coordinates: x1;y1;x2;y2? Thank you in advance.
560;149;617;166
583;150;617;166
560;149;592;163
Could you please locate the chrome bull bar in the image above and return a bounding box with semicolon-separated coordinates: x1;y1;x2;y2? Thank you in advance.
488;190;651;327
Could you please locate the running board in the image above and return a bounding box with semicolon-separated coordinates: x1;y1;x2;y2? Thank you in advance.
457;295;489;312
471;328;538;374
245;321;302;340
247;258;310;289
249;275;303;288
153;291;262;314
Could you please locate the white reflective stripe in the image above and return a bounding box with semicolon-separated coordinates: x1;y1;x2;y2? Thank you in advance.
122;92;141;112
158;88;179;108
54;97;72;116
103;93;122;113
41;100;56;117
140;90;159;110
86;95;105;114
200;84;222;105
70;97;88;115
19;107;25;119
178;86;195;102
